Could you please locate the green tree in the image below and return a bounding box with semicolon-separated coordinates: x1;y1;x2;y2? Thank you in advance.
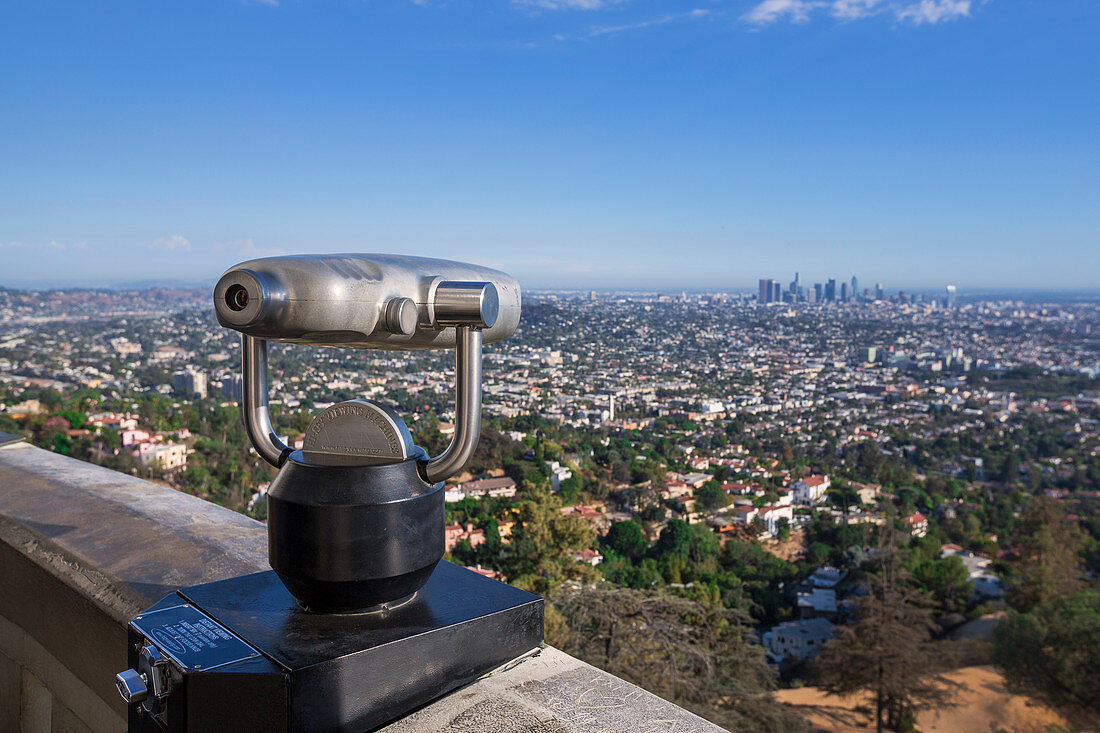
911;555;973;614
53;409;86;430
815;552;959;732
501;489;597;595
694;480;730;512
653;519;719;565
603;519;648;560
993;588;1100;717
1009;497;1082;612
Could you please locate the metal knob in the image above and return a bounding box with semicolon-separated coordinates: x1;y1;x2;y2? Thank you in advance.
115;669;148;704
433;281;499;329
384;296;418;335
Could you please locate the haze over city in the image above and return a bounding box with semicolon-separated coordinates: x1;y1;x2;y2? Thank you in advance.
3;0;1098;290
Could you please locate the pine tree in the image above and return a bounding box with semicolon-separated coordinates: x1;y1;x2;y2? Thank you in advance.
1008;496;1082;612
814;550;959;732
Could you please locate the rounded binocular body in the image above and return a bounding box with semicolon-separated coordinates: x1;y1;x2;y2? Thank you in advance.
214;253;521;350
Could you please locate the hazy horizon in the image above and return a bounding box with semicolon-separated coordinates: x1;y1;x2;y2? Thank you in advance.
3;273;1100;300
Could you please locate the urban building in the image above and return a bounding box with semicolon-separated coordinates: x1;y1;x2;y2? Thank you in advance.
173;369;207;399
763;618;835;662
791;474;830;504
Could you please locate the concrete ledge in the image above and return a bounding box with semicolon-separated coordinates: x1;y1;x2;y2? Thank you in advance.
382;646;723;732
0;441;724;732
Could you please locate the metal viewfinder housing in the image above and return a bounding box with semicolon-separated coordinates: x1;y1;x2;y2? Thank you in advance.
213;253;520;484
213;253;519;350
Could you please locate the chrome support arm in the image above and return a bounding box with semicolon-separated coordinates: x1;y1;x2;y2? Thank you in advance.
420;326;482;485
242;335;292;467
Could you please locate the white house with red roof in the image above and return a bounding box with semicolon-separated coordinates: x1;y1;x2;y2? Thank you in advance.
759;504;794;537
791;475;830;504
574;549;604;566
733;505;759;525
901;512;929;537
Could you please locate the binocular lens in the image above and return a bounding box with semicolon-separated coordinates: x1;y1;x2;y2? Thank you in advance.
226;284;250;312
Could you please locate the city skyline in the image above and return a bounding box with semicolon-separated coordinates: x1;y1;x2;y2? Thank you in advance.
2;1;1098;289
756;272;956;305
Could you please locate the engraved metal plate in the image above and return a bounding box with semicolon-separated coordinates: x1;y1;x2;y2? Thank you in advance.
131;604;260;671
303;399;416;466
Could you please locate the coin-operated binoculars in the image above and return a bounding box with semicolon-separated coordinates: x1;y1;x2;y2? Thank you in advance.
115;255;542;733
215;254;521;612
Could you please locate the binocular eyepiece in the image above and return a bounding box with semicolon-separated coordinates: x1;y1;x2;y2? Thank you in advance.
213;253;520;349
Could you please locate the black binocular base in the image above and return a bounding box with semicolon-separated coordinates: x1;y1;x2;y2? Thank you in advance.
124;561;543;733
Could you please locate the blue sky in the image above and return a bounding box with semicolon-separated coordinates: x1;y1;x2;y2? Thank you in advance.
1;0;1097;290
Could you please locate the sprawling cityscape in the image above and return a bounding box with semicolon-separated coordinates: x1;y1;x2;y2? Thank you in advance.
1;281;1097;730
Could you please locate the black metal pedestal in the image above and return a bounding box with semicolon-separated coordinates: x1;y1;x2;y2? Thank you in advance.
125;562;543;733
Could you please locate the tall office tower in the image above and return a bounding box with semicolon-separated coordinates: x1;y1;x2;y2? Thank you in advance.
791;271;801;295
826;279;837;302
814;283;823;303
863;288;871;301
772;281;781;303
945;285;957;308
841;282;849;302
875;283;884;300
851;276;859;302
221;373;244;402
609;394;615;422
758;279;770;303
173;369;207;399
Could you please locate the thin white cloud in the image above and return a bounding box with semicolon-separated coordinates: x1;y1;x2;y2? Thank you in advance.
744;0;819;24
150;234;191;252
830;0;883;20
516;0;621;9
895;0;970;24
744;0;978;25
587;9;713;37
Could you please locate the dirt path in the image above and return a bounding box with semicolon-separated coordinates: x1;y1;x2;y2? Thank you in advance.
762;527;806;561
776;665;1079;732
